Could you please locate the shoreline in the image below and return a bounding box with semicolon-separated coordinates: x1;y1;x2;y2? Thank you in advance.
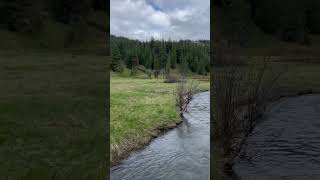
231;92;320;179
228;90;320;180
111;90;209;167
215;90;320;179
111;119;183;166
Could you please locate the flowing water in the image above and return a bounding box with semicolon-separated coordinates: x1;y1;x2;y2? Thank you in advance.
111;92;210;180
233;94;320;180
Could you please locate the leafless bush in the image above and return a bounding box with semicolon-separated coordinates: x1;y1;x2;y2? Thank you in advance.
213;59;244;158
176;80;199;117
243;57;284;133
213;47;285;168
232;57;286;157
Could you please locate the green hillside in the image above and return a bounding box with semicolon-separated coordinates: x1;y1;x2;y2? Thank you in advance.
213;0;320;56
0;0;108;52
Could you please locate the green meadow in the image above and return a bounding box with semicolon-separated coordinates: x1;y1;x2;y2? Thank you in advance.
110;70;209;164
0;51;107;179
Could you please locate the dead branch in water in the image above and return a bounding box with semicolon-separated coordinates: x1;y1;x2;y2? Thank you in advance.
176;79;199;117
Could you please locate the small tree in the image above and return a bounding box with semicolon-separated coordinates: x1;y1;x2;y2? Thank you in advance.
131;55;139;76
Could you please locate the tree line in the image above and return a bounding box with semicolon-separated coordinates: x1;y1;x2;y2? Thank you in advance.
251;0;320;44
0;0;107;31
0;0;108;47
110;35;210;77
214;0;320;44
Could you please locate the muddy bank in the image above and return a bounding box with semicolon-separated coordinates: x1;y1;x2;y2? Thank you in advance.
233;94;320;179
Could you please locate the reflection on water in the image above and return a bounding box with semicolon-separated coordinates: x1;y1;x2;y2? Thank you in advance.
234;94;320;180
111;92;210;180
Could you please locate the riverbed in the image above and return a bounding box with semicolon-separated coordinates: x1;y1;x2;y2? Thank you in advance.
233;94;320;180
110;92;210;180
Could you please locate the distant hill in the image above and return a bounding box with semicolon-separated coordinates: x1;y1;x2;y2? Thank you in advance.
213;0;320;56
0;0;108;52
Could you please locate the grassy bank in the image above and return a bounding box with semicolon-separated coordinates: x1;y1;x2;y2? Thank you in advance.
0;51;107;179
212;58;320;179
110;70;209;165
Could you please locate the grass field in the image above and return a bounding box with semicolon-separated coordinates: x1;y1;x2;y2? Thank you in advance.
0;51;107;179
110;70;210;165
275;61;320;95
212;58;320;179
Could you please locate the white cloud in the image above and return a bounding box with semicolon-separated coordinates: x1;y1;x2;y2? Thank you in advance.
111;0;210;40
147;12;171;27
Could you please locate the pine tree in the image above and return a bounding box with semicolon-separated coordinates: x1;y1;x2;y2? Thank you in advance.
170;47;177;68
111;45;124;72
131;55;139;76
110;35;210;76
165;55;171;78
196;58;205;75
180;58;189;77
145;50;153;69
159;43;167;68
153;47;161;78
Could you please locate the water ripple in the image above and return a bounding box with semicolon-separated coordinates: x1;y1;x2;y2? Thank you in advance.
234;94;320;180
111;92;210;180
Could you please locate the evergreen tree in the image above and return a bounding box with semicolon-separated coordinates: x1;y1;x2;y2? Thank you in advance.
110;35;210;76
131;55;139;76
159;43;167;68
180;58;189;77
165;55;171;78
111;45;124;72
153;47;161;78
145;50;153;69
170;47;177;68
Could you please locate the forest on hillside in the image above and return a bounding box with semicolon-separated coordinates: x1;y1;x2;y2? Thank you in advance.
214;0;320;45
0;0;108;48
110;35;210;77
0;0;108;31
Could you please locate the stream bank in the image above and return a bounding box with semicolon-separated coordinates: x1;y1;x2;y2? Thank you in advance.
233;94;320;179
111;92;210;180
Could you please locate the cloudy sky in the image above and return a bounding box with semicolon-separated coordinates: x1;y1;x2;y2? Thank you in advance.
111;0;210;41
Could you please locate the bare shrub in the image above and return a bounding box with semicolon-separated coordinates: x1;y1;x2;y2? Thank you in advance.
213;51;244;158
232;58;286;158
176;80;199;117
243;57;284;133
213;46;285;172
